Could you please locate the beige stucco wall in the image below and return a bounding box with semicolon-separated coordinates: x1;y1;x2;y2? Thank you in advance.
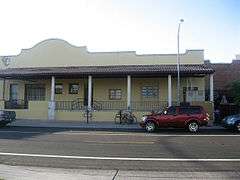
55;111;85;121
0;101;213;122
93;78;127;101
132;77;172;102
0;77;205;102
0;39;209;122
1;101;48;120
0;76;208;121
54;79;85;101
0;39;204;69
0;78;85;101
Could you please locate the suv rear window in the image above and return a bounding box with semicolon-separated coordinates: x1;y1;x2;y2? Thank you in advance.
166;107;176;115
179;107;202;115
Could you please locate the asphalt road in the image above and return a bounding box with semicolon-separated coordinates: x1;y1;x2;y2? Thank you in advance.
0;126;240;179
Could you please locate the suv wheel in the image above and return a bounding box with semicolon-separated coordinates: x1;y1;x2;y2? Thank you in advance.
145;121;155;133
236;122;240;132
188;121;199;133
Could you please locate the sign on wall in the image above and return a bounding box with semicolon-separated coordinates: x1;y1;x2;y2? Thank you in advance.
1;56;12;67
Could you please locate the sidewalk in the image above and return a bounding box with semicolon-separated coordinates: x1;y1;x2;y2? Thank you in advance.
0;164;115;180
1;164;236;180
9;119;142;131
8;119;224;131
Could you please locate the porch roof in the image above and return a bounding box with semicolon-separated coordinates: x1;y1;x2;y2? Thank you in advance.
0;64;214;78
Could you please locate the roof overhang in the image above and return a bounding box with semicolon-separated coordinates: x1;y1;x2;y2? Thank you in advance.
0;64;214;79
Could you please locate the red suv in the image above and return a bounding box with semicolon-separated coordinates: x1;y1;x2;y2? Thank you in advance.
140;106;209;133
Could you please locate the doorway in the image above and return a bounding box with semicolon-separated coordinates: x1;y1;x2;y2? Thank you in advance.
9;84;18;100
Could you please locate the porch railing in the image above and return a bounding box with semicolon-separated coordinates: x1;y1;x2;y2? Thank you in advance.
55;100;171;111
55;100;215;112
131;101;170;111
95;101;173;111
55;100;85;111
4;99;28;109
93;101;127;110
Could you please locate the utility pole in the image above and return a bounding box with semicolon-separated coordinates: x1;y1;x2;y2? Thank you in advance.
177;19;184;105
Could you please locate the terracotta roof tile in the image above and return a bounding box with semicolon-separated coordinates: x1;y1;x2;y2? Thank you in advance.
0;64;214;78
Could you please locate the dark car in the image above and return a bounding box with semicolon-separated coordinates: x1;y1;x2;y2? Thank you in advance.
0;110;16;127
140;106;209;133
222;114;240;132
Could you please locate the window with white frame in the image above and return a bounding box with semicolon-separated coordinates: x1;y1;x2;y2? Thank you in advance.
55;83;63;94
69;83;79;94
109;89;122;100
141;86;159;98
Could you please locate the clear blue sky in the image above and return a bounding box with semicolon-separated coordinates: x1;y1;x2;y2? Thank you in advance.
0;0;239;62
111;0;240;62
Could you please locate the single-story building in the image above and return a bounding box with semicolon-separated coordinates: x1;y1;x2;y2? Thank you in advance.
0;39;214;122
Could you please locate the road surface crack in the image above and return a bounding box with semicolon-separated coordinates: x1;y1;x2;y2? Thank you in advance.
112;169;119;180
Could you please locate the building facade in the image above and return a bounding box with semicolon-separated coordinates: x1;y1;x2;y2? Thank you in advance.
205;55;240;105
0;39;214;122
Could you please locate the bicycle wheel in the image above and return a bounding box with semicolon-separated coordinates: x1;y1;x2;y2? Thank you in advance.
114;115;120;124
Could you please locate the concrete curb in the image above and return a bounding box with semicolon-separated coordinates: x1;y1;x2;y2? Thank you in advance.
8;125;225;132
9;125;144;132
7;119;225;131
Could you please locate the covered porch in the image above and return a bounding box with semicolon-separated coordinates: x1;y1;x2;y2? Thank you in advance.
0;64;214;122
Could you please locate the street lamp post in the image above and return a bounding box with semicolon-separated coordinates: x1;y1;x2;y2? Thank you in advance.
177;19;184;105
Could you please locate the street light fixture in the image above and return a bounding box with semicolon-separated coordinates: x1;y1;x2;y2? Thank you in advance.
177;19;184;105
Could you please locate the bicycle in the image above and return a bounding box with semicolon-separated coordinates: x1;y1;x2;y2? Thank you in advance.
114;110;137;124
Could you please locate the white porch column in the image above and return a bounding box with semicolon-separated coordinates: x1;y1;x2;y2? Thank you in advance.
88;75;92;110
50;76;55;102
127;75;131;110
168;75;172;107
210;74;214;102
48;76;55;120
2;78;6;100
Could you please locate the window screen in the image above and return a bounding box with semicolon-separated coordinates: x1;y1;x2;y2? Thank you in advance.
141;86;158;98
69;84;79;94
109;89;122;100
55;83;63;94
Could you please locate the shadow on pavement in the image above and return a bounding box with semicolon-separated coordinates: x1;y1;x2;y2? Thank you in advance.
0;124;237;140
